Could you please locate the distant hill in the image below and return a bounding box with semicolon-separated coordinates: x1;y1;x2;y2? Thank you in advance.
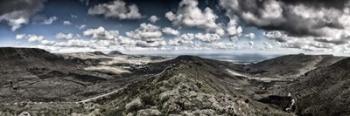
108;50;124;55
245;54;345;79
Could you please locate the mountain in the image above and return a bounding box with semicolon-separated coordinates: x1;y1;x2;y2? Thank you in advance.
1;47;350;116
108;50;124;56
0;54;293;116
0;48;143;103
282;58;350;116
245;54;344;79
94;56;292;116
0;49;293;116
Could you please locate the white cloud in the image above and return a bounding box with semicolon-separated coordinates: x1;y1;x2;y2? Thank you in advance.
168;32;222;46
165;0;224;35
42;16;57;25
8;17;28;31
149;15;159;23
210;42;235;49
162;27;180;36
71;14;78;18
264;31;350;52
54;39;93;48
126;23;164;42
63;21;72;25
83;26;120;40
16;34;44;43
15;34;26;40
227;19;242;36
126;23;166;47
79;24;87;30
245;33;256;39
40;39;55;45
88;0;142;20
56;33;74;40
168;33;195;46
165;12;176;21
248;41;254;48
194;33;221;42
263;42;274;49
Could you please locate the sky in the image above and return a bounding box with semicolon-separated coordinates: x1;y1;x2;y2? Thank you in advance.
0;0;350;55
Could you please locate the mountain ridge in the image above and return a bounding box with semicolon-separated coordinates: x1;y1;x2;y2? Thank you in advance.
0;47;349;116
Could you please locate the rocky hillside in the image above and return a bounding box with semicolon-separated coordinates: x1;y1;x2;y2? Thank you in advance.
97;57;293;116
0;55;293;116
0;48;147;103
282;58;350;116
245;54;344;79
1;47;350;116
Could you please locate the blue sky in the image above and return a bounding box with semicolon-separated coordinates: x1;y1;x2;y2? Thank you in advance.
0;0;349;55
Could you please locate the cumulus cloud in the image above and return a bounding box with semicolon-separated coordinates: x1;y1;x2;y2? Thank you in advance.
16;34;45;43
149;15;159;23
162;27;180;36
83;26;120;40
168;32;222;46
16;25;170;51
56;33;74;40
0;0;45;31
88;0;142;20
42;16;57;25
264;31;350;52
220;0;350;52
168;33;195;46
79;24;87;30
165;0;224;35
63;21;72;25
245;33;256;39
220;0;350;37
226;19;242;36
194;33;221;42
126;23;166;47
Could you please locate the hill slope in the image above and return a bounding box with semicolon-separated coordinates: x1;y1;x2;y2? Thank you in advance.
1;48;349;116
97;57;293;116
245;54;344;79
0;48;137;103
0;54;294;116
283;58;350;116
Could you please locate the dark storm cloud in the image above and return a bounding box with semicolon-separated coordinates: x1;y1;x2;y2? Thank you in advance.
0;0;46;31
0;0;44;15
220;0;350;37
220;0;350;52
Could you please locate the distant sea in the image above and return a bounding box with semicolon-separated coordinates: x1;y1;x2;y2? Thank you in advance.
148;53;281;64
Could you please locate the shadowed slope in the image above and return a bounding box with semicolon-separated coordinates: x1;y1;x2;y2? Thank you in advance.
284;58;350;116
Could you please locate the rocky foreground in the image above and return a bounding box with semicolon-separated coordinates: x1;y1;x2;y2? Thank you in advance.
0;47;349;116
